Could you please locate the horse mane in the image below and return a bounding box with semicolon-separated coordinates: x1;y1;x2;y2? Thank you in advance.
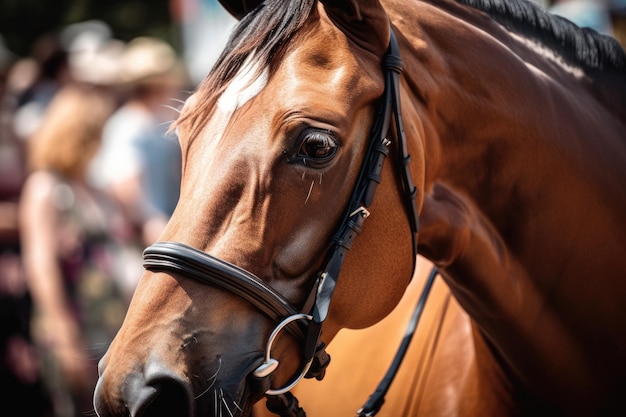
457;0;626;71
177;0;317;132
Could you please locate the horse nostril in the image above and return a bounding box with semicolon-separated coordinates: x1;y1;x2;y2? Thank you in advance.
141;380;191;417
125;375;192;417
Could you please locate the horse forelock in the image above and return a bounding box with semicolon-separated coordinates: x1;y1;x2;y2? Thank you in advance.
457;0;626;72
176;0;317;134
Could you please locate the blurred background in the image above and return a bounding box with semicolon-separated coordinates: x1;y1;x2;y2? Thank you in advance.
0;0;237;85
0;2;236;417
1;0;176;57
0;1;624;417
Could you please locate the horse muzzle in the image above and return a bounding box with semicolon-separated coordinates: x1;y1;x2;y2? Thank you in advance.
94;365;193;417
94;345;274;417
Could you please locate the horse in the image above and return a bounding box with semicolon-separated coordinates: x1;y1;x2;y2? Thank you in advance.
93;0;626;416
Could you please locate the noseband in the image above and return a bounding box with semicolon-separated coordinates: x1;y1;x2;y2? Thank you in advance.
143;28;422;415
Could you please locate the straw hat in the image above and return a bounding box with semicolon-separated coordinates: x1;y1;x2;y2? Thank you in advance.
117;37;183;87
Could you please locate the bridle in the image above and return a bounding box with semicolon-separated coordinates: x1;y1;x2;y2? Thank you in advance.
142;28;434;417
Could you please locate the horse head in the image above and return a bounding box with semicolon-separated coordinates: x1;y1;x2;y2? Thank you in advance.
94;1;422;416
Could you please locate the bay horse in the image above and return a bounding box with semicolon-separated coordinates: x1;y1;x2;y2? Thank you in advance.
94;0;626;416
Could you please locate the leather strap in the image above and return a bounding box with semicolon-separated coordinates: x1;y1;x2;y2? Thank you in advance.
265;392;306;417
143;242;305;342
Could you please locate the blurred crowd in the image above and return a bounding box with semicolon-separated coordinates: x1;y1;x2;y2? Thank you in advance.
0;20;189;417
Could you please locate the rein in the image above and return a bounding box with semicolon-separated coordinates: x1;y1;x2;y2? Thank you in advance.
142;27;435;417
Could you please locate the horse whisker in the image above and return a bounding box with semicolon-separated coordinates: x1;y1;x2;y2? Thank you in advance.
220;388;235;417
194;380;216;400
194;356;222;399
223;390;244;413
304;180;314;204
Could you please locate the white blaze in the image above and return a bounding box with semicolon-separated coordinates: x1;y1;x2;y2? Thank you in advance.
217;56;269;113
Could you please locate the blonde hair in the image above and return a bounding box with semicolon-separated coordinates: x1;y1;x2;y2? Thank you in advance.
27;84;114;179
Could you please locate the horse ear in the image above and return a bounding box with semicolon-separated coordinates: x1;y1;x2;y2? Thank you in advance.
320;0;390;55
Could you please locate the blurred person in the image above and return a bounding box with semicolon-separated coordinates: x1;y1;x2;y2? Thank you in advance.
0;34;20;242
19;84;137;417
12;32;72;142
1;37;54;417
89;36;186;246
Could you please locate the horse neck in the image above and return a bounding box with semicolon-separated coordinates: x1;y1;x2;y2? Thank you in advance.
389;2;626;413
395;1;626;268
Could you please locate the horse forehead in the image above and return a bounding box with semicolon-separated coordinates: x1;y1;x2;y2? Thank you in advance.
287;47;368;92
216;35;378;118
261;50;381;127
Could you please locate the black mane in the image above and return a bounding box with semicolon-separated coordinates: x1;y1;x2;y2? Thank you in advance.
457;0;626;71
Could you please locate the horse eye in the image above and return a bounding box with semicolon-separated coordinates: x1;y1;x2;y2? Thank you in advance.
298;131;337;160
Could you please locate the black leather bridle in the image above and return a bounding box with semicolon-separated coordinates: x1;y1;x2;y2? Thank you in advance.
142;29;433;417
